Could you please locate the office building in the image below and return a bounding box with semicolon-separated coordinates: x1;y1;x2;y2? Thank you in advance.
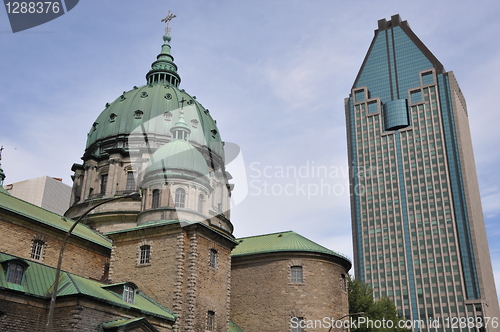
4;176;71;215
345;14;500;330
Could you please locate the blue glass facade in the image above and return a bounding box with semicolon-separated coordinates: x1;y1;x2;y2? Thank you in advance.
345;15;498;329
383;99;409;130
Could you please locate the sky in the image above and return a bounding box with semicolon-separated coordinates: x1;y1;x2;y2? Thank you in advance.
1;0;500;300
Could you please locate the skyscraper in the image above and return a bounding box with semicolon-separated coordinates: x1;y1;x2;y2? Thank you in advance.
345;14;500;330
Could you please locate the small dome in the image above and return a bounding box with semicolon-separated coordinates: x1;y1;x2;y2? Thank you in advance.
144;140;209;181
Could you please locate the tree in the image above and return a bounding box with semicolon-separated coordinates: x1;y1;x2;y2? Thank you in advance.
348;275;407;332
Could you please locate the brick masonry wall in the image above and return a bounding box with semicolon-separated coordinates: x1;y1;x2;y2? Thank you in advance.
108;228;180;311
230;254;349;332
189;232;232;332
0;218;109;280
0;292;47;332
0;292;173;332
108;224;234;332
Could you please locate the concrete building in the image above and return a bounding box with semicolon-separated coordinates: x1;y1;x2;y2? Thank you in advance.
0;22;351;332
345;14;500;331
4;176;71;215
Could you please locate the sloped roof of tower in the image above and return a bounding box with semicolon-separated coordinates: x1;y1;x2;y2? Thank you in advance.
352;14;445;101
84;31;224;159
232;231;351;265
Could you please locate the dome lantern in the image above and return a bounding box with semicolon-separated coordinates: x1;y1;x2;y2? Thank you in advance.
146;13;181;87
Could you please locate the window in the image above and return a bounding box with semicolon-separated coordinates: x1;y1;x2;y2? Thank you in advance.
341;274;347;291
126;172;135;192
140;245;151;264
100;174;108;195
206;311;215;331
291;266;303;283
6;262;27;285
123;285;135;304
291;317;305;332
175;188;185;208
152;189;160;209
134;110;143;119
209;249;217;268
198;194;204;213
30;240;44;261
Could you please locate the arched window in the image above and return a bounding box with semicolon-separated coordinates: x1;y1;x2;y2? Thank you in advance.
30;239;45;261
206;311;215;331
198;194;204;213
139;245;151;264
6;262;27;285
175;188;186;208
290;266;303;283
151;189;160;209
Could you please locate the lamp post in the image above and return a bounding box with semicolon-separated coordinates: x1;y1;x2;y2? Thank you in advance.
44;192;140;332
328;312;365;332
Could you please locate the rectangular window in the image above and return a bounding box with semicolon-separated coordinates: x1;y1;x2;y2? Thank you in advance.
126;172;135;192
291;317;305;332
206;311;215;331
100;174;108;195
209;249;217;268
291;266;303;283
140;245;151;264
123;285;135;304
30;240;44;261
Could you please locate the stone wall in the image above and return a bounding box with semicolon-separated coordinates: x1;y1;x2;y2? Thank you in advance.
187;230;232;332
0;291;173;332
108;225;180;311
0;217;109;280
231;253;350;332
108;223;236;332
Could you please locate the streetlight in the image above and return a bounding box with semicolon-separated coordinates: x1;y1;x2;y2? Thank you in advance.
328;312;365;332
45;192;141;332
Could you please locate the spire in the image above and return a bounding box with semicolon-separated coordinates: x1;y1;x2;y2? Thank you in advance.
170;107;191;141
146;12;181;87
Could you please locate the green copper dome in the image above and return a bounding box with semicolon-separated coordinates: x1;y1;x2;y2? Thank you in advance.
144;140;209;183
84;34;224;159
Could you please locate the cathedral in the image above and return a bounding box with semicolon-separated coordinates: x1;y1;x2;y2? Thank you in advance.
0;22;351;332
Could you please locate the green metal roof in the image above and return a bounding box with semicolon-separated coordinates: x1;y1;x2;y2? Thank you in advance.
106;220;238;246
0;252;175;321
229;320;245;332
145;140;209;179
0;191;111;248
85;34;224;159
103;317;146;328
232;231;351;263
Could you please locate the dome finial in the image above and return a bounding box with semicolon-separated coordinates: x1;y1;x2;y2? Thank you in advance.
146;12;181;87
161;11;176;36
